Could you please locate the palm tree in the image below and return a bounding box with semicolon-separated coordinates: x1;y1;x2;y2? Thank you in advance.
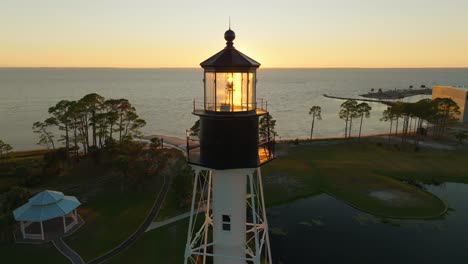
356;103;372;139
308;106;322;139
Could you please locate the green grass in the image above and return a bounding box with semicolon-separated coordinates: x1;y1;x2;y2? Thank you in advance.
155;188;189;222
107;219;188;264
261;140;464;218
65;186;158;261
0;242;68;264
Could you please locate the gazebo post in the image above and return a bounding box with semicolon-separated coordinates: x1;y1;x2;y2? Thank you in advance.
40;221;44;240
20;221;25;239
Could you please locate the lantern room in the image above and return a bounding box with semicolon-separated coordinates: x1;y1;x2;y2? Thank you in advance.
188;28;274;170
200;29;260;113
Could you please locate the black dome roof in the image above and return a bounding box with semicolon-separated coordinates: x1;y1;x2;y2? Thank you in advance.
200;29;260;69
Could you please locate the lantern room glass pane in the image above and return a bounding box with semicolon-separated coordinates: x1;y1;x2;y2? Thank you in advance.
215;73;228;111
205;72;215;111
241;73;248;111
207;72;256;112
248;73;256;110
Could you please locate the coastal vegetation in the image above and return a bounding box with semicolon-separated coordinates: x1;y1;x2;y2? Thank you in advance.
32;93;146;155
380;97;460;145
0;140;13;160
356;102;372;139
338;100;372;139
308;106;322;139
259;113;278;140
361;86;432;100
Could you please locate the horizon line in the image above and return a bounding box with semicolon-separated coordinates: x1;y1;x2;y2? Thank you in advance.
1;66;468;70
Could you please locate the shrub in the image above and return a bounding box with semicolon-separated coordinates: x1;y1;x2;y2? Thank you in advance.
2;187;31;214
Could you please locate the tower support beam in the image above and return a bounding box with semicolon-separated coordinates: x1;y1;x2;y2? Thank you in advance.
184;166;272;264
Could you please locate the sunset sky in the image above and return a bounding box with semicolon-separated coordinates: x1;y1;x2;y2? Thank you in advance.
1;0;468;68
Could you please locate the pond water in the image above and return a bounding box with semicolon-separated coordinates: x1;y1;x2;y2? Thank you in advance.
268;183;468;264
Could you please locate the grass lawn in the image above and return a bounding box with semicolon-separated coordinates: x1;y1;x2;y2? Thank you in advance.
0;242;68;264
65;184;159;262
107;219;188;264
262;140;468;218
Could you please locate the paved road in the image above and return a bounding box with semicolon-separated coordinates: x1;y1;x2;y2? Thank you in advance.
87;172;169;264
53;238;85;264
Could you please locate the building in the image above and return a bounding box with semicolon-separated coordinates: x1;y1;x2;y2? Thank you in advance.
432;86;468;123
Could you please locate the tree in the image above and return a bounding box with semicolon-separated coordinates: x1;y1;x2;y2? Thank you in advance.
381;108;395;141
150;137;163;149
80;93;105;147
190;120;200;137
2;187;31;214
48;100;74;159
339;100;358;138
171;159;194;207
32;119;56;149
259;113;278;141
455;131;467;144
432;98;460;137
120;110;146;142
308;106;322;139
0;140;13;160
356;103;372;139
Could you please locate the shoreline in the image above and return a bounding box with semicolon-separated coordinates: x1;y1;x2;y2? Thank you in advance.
3;131;414;154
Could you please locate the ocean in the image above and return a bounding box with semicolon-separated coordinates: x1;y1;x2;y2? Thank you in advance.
1;68;467;150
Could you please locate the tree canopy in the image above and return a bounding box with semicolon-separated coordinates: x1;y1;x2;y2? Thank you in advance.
33;93;146;156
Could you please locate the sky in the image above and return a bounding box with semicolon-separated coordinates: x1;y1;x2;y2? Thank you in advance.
1;0;468;68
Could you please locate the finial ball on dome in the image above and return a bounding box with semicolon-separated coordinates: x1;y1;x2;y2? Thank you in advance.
224;29;235;43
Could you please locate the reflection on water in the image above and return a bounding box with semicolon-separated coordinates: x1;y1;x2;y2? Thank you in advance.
268;183;468;264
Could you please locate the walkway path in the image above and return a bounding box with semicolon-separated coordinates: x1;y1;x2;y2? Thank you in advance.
146;204;206;232
86;172;169;264
52;238;85;264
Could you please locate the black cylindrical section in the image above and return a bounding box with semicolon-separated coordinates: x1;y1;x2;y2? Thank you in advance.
199;114;258;169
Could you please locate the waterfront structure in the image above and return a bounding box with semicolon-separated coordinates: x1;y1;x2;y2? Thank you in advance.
13;190;81;241
184;28;275;264
432;86;468;123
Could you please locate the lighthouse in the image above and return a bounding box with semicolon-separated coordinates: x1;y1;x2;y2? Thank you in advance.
184;28;275;264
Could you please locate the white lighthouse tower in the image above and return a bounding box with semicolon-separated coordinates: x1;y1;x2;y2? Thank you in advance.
184;28;275;264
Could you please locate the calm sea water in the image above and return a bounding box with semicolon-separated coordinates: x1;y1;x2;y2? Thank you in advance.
1;68;467;150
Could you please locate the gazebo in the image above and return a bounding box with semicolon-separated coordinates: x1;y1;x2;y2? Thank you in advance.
13;190;81;241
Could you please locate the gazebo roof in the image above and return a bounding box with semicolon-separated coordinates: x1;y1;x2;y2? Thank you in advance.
29;190;64;205
13;190;81;222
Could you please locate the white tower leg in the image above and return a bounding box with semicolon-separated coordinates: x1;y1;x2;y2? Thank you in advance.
184;166;272;264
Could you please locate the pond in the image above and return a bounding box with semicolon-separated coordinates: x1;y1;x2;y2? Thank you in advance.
268;183;468;264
